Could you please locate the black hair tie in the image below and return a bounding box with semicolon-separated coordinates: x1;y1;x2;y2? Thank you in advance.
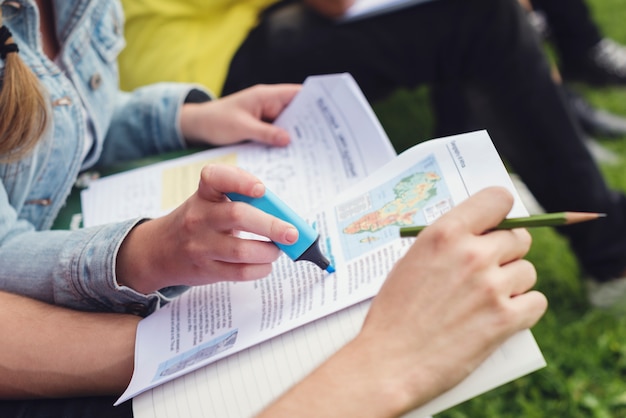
0;26;19;59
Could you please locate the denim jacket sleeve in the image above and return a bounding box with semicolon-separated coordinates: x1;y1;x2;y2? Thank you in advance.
0;84;203;314
96;82;213;167
0;1;208;314
0;184;178;314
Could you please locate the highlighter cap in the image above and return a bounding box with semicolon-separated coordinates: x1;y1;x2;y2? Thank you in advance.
297;236;334;272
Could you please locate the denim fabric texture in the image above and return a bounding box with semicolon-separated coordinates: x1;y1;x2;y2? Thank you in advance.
0;0;205;313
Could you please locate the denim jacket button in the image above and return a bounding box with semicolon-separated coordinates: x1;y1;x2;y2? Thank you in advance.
89;73;102;90
125;303;148;316
52;96;72;106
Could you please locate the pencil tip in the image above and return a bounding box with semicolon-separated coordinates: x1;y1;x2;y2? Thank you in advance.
566;211;607;225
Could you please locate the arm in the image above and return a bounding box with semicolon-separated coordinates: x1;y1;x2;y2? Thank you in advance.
0;85;302;313
0;291;139;399
304;0;357;18
116;85;303;293
100;84;300;167
258;187;548;417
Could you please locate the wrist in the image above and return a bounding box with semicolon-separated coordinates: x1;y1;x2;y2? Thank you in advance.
184;89;212;104
116;219;168;294
180;89;212;144
262;336;418;417
334;337;425;417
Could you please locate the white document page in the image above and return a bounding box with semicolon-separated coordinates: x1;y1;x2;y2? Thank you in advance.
81;73;396;227
123;131;545;417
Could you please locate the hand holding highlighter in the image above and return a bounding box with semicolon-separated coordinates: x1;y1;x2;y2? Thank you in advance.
227;189;335;273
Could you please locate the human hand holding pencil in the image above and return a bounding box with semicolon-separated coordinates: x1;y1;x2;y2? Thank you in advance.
259;187;548;417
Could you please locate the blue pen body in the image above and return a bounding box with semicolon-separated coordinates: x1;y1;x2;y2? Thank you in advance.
226;189;334;273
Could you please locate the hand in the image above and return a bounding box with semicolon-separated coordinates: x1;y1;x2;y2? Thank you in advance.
116;164;300;293
179;84;301;148
258;187;547;417
304;0;356;18
356;187;547;413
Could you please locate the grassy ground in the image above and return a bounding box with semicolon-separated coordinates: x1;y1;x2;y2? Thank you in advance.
372;1;626;416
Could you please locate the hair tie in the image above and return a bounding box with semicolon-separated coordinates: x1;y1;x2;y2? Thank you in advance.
0;26;19;59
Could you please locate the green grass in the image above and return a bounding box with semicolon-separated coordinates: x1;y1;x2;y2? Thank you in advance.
372;1;626;416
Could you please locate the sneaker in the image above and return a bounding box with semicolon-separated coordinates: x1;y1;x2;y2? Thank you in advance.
587;275;626;311
564;86;626;138
561;38;626;86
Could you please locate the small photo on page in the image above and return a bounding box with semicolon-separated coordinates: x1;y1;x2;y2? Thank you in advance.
152;329;239;381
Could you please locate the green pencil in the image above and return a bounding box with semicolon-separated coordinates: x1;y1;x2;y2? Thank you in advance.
399;212;606;237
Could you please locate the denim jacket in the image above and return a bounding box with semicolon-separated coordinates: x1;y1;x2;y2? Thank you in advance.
0;0;207;314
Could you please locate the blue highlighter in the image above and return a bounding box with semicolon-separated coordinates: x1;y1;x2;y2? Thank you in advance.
227;189;335;273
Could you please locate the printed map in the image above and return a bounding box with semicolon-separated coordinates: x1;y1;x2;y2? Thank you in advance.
336;154;453;260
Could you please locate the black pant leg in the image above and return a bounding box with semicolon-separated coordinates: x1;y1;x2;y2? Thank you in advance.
0;397;133;418
531;0;603;58
444;0;626;279
224;0;626;279
222;0;458;100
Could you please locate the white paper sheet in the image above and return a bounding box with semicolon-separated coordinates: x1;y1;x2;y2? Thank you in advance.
79;73;544;417
118;132;545;418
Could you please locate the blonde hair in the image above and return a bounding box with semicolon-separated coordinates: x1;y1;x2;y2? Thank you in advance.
0;8;49;162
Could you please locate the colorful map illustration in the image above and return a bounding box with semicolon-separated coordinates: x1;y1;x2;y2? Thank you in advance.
336;154;452;260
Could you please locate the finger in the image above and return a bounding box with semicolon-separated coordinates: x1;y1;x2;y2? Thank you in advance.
197;164;265;202
209;235;283;265
442;187;515;236
256;84;301;120
481;227;532;266
194;166;299;245
226;202;299;246
507;290;548;330
244;119;291;147
189;260;276;285
499;258;538;297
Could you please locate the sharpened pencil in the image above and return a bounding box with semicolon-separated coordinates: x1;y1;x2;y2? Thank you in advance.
399;212;606;237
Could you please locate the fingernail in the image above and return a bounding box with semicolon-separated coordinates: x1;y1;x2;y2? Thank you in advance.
251;183;265;197
285;227;299;244
274;132;290;146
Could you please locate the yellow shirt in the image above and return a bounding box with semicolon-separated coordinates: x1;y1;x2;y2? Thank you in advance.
119;0;278;95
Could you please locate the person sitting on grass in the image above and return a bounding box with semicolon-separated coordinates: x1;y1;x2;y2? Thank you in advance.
0;1;546;417
118;0;626;308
